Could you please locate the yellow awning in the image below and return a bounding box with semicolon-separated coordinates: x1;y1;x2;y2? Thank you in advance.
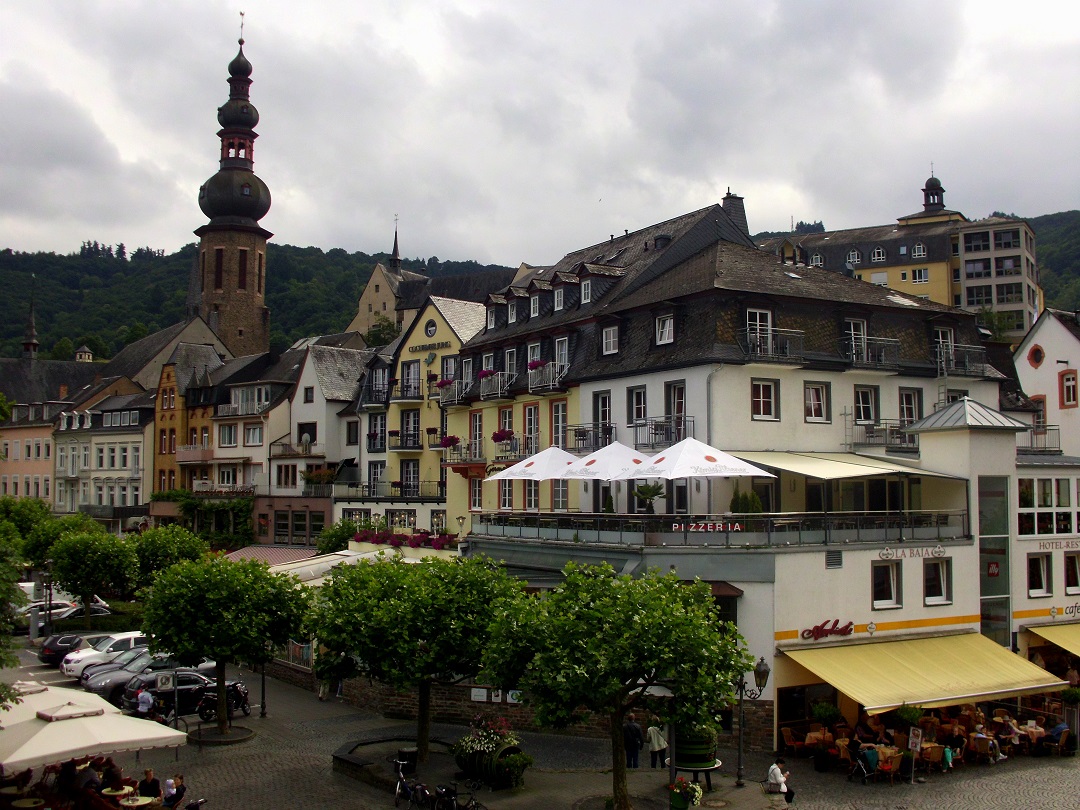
1029;623;1080;658
785;633;1066;715
731;451;960;481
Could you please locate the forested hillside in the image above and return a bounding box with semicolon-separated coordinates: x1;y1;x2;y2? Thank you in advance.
0;243;511;359
1030;211;1080;311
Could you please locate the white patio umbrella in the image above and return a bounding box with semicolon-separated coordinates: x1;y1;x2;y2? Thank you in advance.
609;437;774;480
484;445;578;481
0;701;187;775
3;682;121;725
559;441;653;481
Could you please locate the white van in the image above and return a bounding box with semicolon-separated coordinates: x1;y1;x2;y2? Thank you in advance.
60;631;148;678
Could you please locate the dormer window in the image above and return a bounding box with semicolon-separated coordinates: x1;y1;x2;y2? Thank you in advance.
912;242;927;258
554;288;564;311
810;253;823;267
508;303;517;324
487;309;496;329
871;246;886;262
530;295;539;317
655;314;674;345
581;279;592;303
847;249;862;265
602;325;619;355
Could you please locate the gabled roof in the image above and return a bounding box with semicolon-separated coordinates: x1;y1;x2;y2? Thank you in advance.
208;353;271;386
906;397;1028;433
396;266;518;311
307;345;370;401
166;343;224;396
0;358;100;404
430;296;485;344
1048;308;1080;343
100;319;191;381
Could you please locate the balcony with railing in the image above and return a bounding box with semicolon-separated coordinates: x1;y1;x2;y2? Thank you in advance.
391;380;425;401
216;401;270;417
442;440;486;466
270;441;325;458
568;423;616;454
439;379;472;406
176;443;214;463
479;371;515;400
851;420;919;452
1016;424;1061;454
366;434;386;453
492;432;540;462
425;430;448;449
473;509;968;547
936;343;987;377
632;416;694;451
387;431;424;451
332;480;446;502
841;336;901;370
358;384;390;410
528;362;569;393
302;483;334;498
737;328;805;364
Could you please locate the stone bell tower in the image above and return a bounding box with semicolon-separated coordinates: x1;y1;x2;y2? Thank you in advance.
194;36;273;357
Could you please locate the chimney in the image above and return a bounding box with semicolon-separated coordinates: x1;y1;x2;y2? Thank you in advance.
722;188;750;238
58;384;68;399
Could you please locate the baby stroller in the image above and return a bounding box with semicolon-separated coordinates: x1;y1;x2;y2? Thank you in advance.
847;739;872;784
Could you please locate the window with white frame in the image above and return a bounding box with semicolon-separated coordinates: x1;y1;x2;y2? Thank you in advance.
1028;553;1052;597
581;279;592;303
872;560;902;609
554;336;569;369
912;242;926;258
504;348;517;374
628;386;647;424
1017;477;1073;535
552;400;567;449
751;379;778;420
219;424;238;447
499;480;513;510
487;309;496;329
527;343;541;365
655;314;674;345
847;249;862;265
810;253;823;267
602;325;619;355
1066;553;1080;595
804;382;829;422
244;424;263;446
219;466;236;486
524;480;539;511
912;267;928;283
871;246;886;262
470;477;483;511
552;479;569;511
530;295;539;317
554;288;564;311
924;558;952;605
482;353;494;371
1062;371;1078;408
507;302;517;324
854;386;877;423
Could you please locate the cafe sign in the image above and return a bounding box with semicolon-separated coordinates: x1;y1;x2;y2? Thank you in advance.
801;618;855;641
878;544;945;560
670;522;743;532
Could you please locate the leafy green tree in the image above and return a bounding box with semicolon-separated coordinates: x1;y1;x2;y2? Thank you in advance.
0;519;26;710
50;531;138;625
0;496;53;545
133;525;209;587
22;512;104;569
142;557;308;734
361;314;399;347
49;337;75;360
315;518;359;555
0;393;9;424
483;563;750;810
309;555;523;761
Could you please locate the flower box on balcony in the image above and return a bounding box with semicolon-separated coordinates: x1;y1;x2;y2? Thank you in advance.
477;369;496;380
427;372;439;382
426;427;439;435
388;430;400;437
527;359;549;370
491;429;515;443
436;378;454;388
440;435;461;448
391;481;403;488
367;432;378;439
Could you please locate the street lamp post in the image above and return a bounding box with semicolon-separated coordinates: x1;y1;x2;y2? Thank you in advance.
735;656;772;788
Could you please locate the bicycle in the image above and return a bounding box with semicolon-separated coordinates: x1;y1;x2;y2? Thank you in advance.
432;781;489;810
392;758;430;809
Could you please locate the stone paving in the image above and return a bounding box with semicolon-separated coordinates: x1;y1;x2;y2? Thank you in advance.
6;646;1080;809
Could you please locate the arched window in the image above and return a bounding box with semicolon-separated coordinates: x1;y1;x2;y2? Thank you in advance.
912;242;927;258
847;249;862;265
810;253;823;267
871;246;886;262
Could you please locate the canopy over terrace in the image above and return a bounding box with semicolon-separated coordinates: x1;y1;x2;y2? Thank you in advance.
1028;623;1080;659
730;451;962;481
784;632;1066;715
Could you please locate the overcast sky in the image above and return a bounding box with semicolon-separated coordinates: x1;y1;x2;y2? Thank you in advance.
1;0;1078;267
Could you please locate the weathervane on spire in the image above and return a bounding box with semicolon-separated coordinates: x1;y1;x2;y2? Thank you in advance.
239;10;245;43
930;161;935;178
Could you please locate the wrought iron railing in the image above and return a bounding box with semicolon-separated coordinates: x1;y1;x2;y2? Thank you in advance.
632;416;694;451
528;362;569;393
332;480;446;501
841;336;901;369
567;423;616;453
737;328;805;363
851;419;919;451
935;343;987;376
439;379;472;406
479;371;515;400
442;440;486;465
1016;425;1061;454
387;432;424;451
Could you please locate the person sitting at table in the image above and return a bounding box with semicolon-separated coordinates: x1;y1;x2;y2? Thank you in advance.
74;762;102;792
974;724;1007;763
101;758;124;792
1035;718;1069;755
162;774;186;808
138;768;162;806
855;712;888;745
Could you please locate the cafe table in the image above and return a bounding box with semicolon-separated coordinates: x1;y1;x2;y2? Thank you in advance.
805;730;834;745
10;799;43;809
0;786;25;796
101;786;133;798
119;797;153;808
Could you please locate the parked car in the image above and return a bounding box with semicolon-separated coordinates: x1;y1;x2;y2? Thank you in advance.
12;601;76;635
79;645;149;685
36;604;111;635
122;670;226;717
86;651;215;707
37;632;111;666
60;631;148;678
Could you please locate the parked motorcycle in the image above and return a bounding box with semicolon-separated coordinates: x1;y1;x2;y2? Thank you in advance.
196;680;250;721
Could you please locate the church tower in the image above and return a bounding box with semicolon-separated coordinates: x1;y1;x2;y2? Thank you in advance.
194;36;272;357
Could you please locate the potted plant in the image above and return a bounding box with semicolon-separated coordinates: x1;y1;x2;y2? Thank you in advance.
632;482;665;514
391;480;403;489
491;428;514;443
477;369;496;380
436;378;454;388
453;713;526;789
425;427;439;435
388;429;400;437
427;372;439;382
440;435;460;448
810;701;842;730
666;776;702;809
366;431;378;439
527;359;548;370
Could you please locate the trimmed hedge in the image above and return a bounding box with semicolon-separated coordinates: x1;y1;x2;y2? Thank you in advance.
48;601;144;635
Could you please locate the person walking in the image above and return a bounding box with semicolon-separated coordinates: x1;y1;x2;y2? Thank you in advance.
623;713;644;769
647;716;668;768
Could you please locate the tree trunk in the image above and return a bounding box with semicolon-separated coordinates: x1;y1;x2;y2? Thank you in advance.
216;660;229;735
609;711;632;810
416;678;431;763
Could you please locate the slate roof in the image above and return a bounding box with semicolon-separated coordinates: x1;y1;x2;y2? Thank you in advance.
905;397;1028;432
208;353;271;386
1048;308;1080;342
759;219;959;268
0;358;100;404
396;267;519;311
307;345;370;401
430;296;486;344
100;319;191;381
984;340;1038;413
166;343;224;396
